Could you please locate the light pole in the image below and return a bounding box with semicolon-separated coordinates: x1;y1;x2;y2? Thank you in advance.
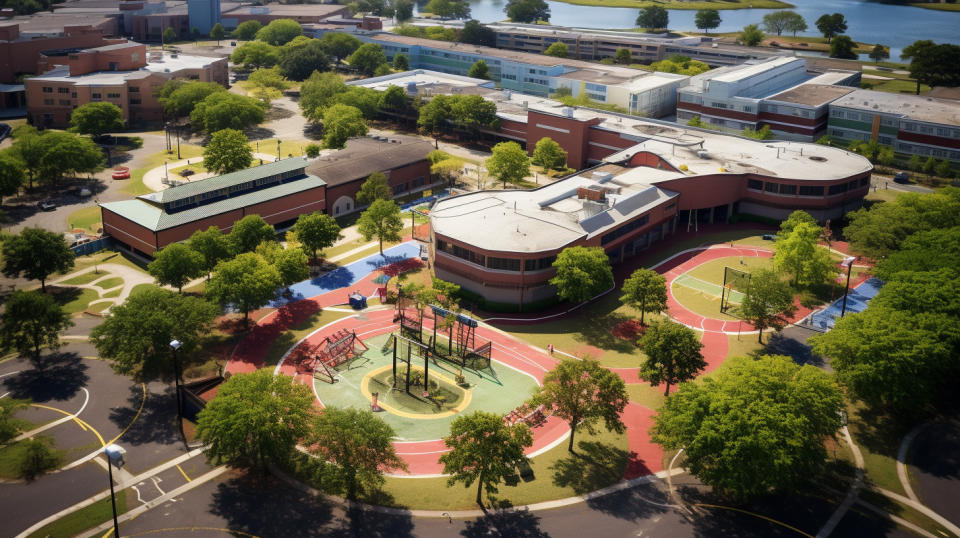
104;444;126;538
277;139;282;161
170;339;183;421
839;256;856;318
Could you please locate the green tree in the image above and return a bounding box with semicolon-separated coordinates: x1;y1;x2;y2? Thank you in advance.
356;171;392;206
424;0;470;18
188;226;232;278
255;18;302;45
935;159;953;178
305;143;320;158
869;44;889;63
202;129;252;175
531;137;567;171
908;154;923;172
652;355;843;500
163;26;177;46
549;246;613;304
741;24;765;47
922;156;937;175
192;27;201;42
197;369;314;470
230;214;276;254
639;320;705;396
459;19;496;47
0;397;30;443
207;252;281;324
0;153;25;204
392;53;409;70
467;59;490;80
148;243;204;293
322;104;368;149
877;147;895;168
439;411;533;506
1;228;74;292
29;131;103;186
249;67;293;92
778;209;817;237
394;0;414;21
843;188;960;259
762;11;804;36
614;47;631;65
232;20;262;40
774;221;836;287
299;71;347;122
319;32;362;64
347;43;388;76
742;124;772;140
619;267;667;325
230;41;279;69
308;407;408;499
739;268;796;343
533;358;628;453
293;211;342;261
687;115;707;128
91;287;218;377
875;226;960;279
190;92;265;132
635;5;668;30
815;13;847;43
330;86;381;119
209;22;225;45
9;128;44;189
505;0;549;23
277;37;330;81
485;141;530;188
418;94;453;141
694;9;721;35
543;41;568;58
829;35;857;59
158;80;227;118
378;84;409;112
0;290;72;360
901;40;960;95
69;102;123;141
449;95;499;138
357;199;403;255
17;437;62;481
269;245;309;289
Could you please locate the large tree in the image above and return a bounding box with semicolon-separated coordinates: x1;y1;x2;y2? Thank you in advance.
738;268;796;343
1;228;74;292
255;18;302;45
620;268;667;325
230;41;279;69
308;407;408;499
424;0;470;18
203;129;253;175
230;215;276;254
901;40;960;95
0;397;30;444
319;32;362;64
357;199;403;255
356;171;392;206
293;212;342;261
815;13;847;43
543;41;568;58
188;226;232;279
778;209;817;237
321;104;368;150
418;94;454;141
257;242;309;289
70;102;123;141
299;71;348;123
485;141;530;188
652;355;843;500
843;188;960;259
347;43;388;76
197;370;314;470
209;22;226;45
773;220;836;287
158;80;227;119
639;321;705;395
533;358;628;453
762;11;805;36
33;132;103;186
636;6;668;30
830;35;857;60
190;92;265;133
0;153;25;204
0;290;72;360
8;128;44;189
694;9;721;35
549;246;613;304
505;0;549;23
450;95;499;138
277;37;330;81
232;20;262;40
439;411;533;506
531;137;567;171
740;24;765;47
459;20;496;47
207;252;281;324
148;243;204;293
467;59;490;80
90;286;218;378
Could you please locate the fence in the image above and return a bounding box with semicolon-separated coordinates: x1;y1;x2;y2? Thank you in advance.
71;235;113;256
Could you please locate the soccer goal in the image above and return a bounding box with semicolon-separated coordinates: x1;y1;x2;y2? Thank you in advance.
720;266;752;314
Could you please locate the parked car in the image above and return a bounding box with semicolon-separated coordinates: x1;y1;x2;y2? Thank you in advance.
894;171;910;184
111;166;130;180
38;200;57;211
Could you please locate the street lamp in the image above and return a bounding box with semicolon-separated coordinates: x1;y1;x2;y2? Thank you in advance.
170;339;183;421
839;256;856;318
104;444;126;538
277;139;282;161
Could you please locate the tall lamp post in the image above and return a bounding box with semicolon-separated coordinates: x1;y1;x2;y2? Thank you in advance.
839;256;856;318
170;339;183;421
104;444;126;538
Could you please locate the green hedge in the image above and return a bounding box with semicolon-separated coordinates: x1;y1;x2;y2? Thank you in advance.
456;288;560;313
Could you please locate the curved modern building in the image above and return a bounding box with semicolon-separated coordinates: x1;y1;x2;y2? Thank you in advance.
430;119;872;308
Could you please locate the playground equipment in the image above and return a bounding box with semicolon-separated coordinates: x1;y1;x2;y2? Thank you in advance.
393;295;423;340
391;333;432;395
720;266;752;314
309;329;369;383
429;305;492;370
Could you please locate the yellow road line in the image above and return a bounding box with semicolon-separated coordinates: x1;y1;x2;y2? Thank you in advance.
107;383;147;445
176;464;192;482
116;527;259;537
30;403;106;446
694;503;814;537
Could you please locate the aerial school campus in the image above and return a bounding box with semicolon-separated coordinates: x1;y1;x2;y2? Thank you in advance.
1;0;960;536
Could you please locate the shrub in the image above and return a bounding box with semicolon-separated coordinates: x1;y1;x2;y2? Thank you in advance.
305;143;320;158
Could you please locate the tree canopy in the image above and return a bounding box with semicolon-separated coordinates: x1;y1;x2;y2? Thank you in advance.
356;171;392;206
255;18;302;45
197;369;314;469
901;40;960;94
232;20;262;40
319;32;362;63
0;153;24;204
439;411;532;506
0;290;72;360
762;11;806;36
694;9;721;34
459;20;496;47
467;59;490;80
277;37;330;81
347;43;388;76
636;6;668;30
158;80;227;118
423;0;470;18
230;41;279;69
70;102;123;140
773;220;836;287
229;214;276;254
1;227;74;292
190;92;265;132
619;267;667;325
740;24;765;47
549;246;613;304
639;321;705;395
829;35;857;60
815;13;847;43
90;286;218;378
533;358;628;452
188;226;233;278
11;131;103;186
531;136;567;171
485;141;530;188
203;129;253;175
652;355;843;500
543;41;568;58
293;211;342;261
739;268;796;343
207;252;281;324
322;104;368;149
210;22;226;44
357;199;403;255
505;0;549;23
148;243;204;292
299;71;348;122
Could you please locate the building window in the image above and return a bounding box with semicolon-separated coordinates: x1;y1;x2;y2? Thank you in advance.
828;183;848;195
487;257;521;271
860;176;869;186
764;182;778;193
130;98;141;105
411;177;425;189
129;86;139;93
58;87;69;94
42;87;53;93
798;185;824;196
392;183;406;195
107;93;121;99
43;99;54;105
58;99;70;105
91;93;101;100
600;214;649;245
779;184;797;195
747;179;763;190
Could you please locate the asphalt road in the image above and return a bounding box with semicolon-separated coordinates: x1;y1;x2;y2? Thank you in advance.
908;421;960;527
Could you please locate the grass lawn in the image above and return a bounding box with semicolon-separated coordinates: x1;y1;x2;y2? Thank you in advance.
858;489;953;537
66;250;148;277
85;301;114;314
865;188;908;203
102;288;122;299
0;437;66;480
28;489;128;538
323;235;375;260
129;283;157;297
844;400;909;495
262;308;354;367
863;78;930;95
684;255;773;286
183;279;207;294
554;0;790;9
249;138;313;159
670;283;739;321
65;206;102;235
626;383;665;410
61;272;103;286
94;277;123;289
910;1;960;9
124;145;204;196
48;287;101;315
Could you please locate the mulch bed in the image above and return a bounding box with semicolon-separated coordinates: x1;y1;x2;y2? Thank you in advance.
611;319;645;341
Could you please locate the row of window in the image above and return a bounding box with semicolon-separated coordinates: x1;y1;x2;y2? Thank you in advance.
436;240;556;272
600;214;649;245
165;169;306;211
896;143;960;161
748;177;868;196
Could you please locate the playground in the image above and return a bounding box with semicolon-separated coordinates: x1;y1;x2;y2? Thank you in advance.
670;253;773;320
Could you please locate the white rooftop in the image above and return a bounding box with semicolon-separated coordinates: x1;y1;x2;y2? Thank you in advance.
709;56;801;84
145;52;221;73
346;69;494;92
831;89;960;127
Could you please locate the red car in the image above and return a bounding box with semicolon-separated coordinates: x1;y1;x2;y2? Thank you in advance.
111;166;130;180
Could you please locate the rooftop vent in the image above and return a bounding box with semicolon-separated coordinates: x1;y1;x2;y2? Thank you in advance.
696;150;709;159
577;187;606;202
563;107;574;118
809;156;827;162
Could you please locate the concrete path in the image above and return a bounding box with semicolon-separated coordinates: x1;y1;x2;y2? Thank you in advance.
50;263;154;313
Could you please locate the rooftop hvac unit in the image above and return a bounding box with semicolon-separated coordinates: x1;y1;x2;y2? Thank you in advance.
563;107;574;118
406;81;417;93
696;150;709;159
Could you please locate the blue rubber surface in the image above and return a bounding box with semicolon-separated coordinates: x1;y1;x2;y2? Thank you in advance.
807;277;884;331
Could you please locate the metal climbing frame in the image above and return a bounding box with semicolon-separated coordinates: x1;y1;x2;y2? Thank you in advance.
393;295;423;341
309;329;369;383
429;305;491;370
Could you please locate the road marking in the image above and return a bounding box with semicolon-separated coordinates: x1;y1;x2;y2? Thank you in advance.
0;392;9;399
28;393;104;446
106;527;259;537
175;464;191;482
694;503;814;537
0;370;20;379
107;383;147;445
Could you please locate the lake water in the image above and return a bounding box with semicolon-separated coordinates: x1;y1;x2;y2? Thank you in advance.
423;0;960;60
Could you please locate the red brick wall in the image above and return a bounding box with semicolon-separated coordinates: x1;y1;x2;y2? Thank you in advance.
526;111;601;169
323;160;430;216
102;207;158;254
897;130;960;150
0;26;119;83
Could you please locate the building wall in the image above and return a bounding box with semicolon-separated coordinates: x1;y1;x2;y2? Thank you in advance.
322;160;432;217
37;43;147;76
102;208;159;255
525;110;601;169
0;25;122;84
828;106;960;163
188;0;221;34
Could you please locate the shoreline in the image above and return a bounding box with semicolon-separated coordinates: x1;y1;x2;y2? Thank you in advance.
546;0;794;10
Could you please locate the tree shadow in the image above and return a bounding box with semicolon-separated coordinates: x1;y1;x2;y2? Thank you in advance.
461;507;551;537
2;351;89;402
550;440;628;495
575;310;639;354
323;503;416;538
244;126;278;142
762;331;825;368
209;473;339;537
108;383;180;446
907;421;960;480
46;286;82;308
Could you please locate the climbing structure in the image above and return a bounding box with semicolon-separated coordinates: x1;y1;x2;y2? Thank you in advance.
309;329;369;383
